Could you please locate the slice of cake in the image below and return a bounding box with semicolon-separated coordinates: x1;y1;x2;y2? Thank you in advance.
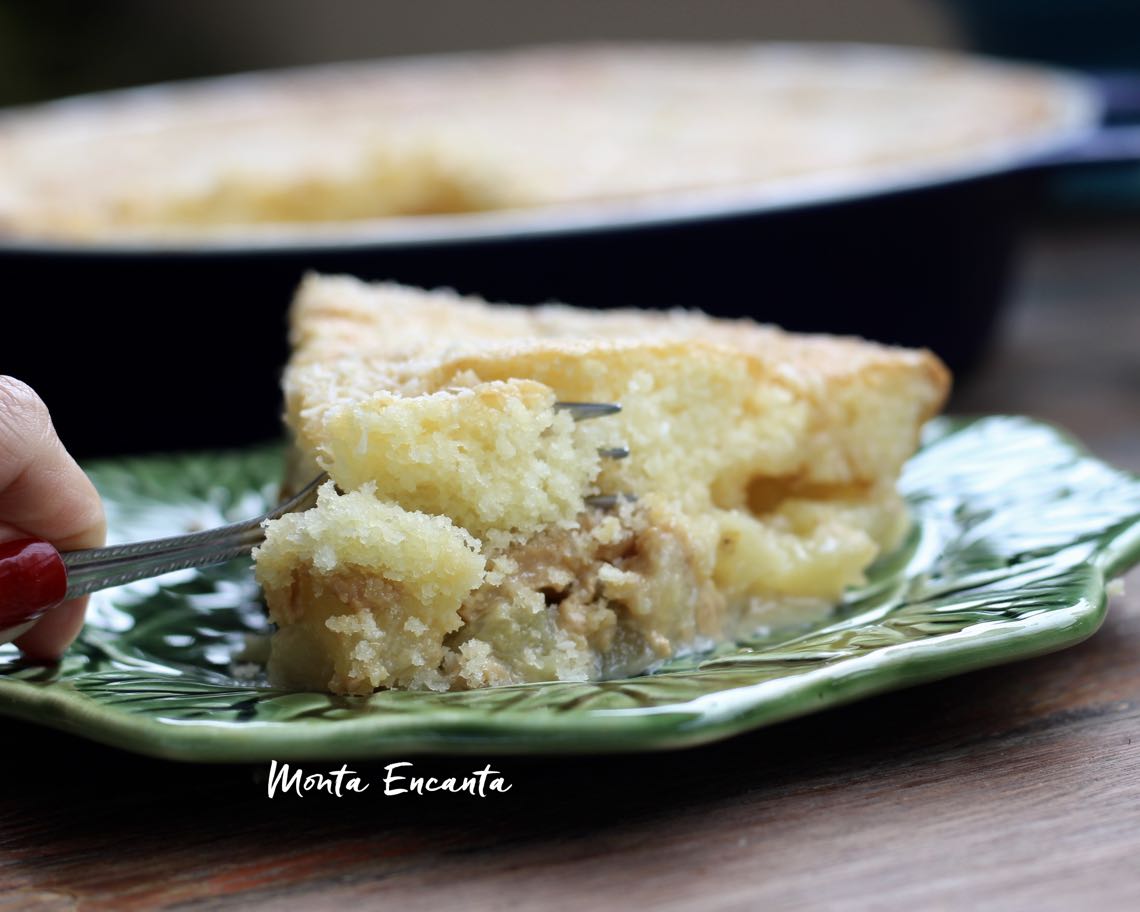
253;276;950;694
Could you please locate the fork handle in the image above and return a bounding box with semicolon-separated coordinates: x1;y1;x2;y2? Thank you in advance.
61;527;265;598
0;538;68;631
0;524;267;632
0;473;328;634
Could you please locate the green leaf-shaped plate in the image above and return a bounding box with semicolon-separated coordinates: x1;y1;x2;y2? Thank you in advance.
1;416;1138;762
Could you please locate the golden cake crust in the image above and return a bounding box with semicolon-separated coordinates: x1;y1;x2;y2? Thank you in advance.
286;275;949;489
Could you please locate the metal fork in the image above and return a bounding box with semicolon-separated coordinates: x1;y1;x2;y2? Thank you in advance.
56;401;628;601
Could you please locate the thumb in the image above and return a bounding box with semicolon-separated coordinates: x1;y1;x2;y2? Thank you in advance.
0;376;106;659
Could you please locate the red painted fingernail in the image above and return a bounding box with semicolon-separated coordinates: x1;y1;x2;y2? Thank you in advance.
0;538;68;629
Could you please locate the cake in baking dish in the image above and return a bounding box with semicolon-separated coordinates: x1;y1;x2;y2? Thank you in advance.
0;44;1087;240
251;275;949;694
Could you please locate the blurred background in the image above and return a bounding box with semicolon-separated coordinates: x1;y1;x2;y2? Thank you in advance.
1;0;959;107
0;0;1136;465
3;0;1139;104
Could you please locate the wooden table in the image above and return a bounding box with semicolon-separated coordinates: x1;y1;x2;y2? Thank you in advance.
2;219;1138;912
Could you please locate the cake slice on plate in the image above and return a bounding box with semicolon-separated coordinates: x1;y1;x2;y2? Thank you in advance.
253;275;949;694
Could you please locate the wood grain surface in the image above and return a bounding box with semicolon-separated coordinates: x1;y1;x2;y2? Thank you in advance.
1;219;1138;912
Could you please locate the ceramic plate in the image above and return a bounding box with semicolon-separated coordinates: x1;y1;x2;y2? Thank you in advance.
1;416;1138;762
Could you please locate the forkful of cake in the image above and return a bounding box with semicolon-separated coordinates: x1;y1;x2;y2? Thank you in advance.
0;394;627;648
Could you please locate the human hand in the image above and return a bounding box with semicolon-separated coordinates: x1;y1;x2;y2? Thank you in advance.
0;377;105;657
